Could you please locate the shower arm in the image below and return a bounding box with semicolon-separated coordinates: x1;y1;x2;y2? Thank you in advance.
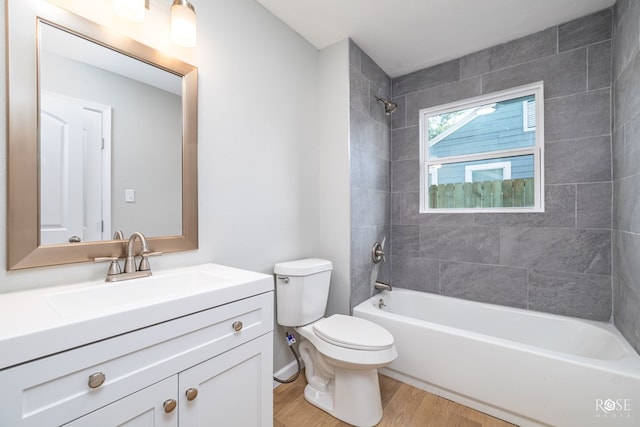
374;96;398;115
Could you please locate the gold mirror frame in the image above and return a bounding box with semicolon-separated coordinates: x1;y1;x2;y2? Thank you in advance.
6;1;198;270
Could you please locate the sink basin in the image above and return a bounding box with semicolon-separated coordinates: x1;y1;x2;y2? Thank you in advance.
47;270;230;317
0;263;273;370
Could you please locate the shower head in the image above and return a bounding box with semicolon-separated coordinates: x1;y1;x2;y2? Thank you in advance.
375;96;398;115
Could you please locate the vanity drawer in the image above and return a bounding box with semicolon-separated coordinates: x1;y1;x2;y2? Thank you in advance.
0;291;273;427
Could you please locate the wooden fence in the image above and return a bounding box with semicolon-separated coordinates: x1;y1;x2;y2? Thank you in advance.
429;178;534;209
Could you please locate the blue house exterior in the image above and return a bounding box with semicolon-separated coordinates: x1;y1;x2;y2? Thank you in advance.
428;95;535;185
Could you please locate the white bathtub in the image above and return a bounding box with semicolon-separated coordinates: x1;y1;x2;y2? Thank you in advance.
353;288;640;427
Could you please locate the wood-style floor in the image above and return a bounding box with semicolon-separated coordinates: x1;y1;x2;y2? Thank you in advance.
274;372;517;427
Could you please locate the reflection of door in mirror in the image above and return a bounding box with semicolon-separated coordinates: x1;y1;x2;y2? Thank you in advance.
40;93;112;245
38;21;183;245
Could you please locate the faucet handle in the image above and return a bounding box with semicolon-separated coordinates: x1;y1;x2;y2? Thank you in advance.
372;242;385;264
138;251;162;271
93;257;122;276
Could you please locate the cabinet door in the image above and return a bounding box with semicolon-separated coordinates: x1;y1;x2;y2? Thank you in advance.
63;377;178;427
179;332;273;427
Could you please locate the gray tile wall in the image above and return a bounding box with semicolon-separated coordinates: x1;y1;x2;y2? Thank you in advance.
349;40;392;309
613;0;640;353
390;9;614;322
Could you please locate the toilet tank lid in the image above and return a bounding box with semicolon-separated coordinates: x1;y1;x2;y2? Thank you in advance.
274;258;333;276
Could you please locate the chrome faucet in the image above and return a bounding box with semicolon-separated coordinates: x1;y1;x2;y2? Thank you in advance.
94;232;161;282
374;282;392;292
372;241;386;264
124;232;150;273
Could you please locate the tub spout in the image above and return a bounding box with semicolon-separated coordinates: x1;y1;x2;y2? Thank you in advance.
375;282;392;291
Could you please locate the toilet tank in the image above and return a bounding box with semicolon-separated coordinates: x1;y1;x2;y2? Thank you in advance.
274;258;333;327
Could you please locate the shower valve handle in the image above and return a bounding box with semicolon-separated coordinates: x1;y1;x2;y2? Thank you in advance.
372;242;385;263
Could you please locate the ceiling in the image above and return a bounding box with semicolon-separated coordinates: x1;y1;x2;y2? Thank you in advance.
254;0;617;78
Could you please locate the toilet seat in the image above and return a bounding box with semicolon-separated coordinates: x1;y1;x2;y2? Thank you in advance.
296;319;397;368
313;314;394;351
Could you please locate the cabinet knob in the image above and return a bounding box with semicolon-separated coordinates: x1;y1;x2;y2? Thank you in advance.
88;372;106;389
232;321;243;332
163;399;177;413
185;387;199;401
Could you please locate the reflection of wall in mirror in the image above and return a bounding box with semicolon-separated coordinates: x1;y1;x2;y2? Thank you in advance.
41;51;183;240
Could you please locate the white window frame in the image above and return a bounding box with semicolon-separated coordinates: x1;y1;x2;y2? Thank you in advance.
419;81;545;213
428;165;440;185
464;161;511;183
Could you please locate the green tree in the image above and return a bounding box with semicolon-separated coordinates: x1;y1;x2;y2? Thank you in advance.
428;110;470;140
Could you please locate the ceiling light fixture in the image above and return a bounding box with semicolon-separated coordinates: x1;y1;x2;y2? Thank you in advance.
113;0;197;48
171;0;197;48
113;0;146;23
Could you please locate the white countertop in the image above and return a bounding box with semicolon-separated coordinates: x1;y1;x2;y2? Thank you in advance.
0;263;273;370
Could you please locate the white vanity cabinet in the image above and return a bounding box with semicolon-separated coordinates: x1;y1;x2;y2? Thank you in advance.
64;333;272;427
0;265;274;427
64;376;179;427
178;333;272;426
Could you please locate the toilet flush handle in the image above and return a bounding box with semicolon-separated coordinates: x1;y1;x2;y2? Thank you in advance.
278;276;290;283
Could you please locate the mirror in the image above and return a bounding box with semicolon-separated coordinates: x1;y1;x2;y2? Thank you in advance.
7;1;198;269
39;22;183;245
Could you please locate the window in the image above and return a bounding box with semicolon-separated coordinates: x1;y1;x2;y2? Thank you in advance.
523;99;536;132
420;82;544;212
465;161;511;182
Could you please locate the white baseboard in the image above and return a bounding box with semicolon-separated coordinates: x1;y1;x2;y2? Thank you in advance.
272;358;303;389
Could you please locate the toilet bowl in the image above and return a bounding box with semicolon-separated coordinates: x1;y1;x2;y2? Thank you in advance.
274;259;397;427
296;314;397;426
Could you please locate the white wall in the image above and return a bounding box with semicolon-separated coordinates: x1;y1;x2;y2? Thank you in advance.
315;40;351;317
1;0;321;354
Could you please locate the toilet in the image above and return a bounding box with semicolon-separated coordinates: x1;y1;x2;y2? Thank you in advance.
274;258;397;427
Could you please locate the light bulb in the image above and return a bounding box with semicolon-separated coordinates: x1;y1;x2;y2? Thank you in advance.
171;0;197;48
